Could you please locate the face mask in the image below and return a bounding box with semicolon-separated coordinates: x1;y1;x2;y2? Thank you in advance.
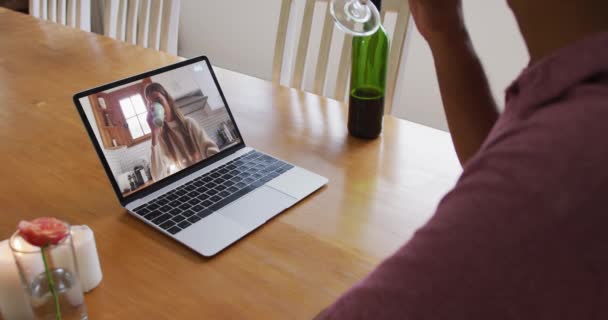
152;102;165;128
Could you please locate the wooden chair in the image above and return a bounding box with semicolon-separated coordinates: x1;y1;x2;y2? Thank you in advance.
28;0;91;31
273;0;410;114
102;0;180;55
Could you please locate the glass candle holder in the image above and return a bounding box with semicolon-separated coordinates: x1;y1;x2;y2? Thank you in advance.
10;227;88;320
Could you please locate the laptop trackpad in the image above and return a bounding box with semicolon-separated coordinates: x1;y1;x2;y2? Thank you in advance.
219;186;296;229
174;212;249;257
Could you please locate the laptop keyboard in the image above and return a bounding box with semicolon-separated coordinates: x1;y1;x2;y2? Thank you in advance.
132;150;294;235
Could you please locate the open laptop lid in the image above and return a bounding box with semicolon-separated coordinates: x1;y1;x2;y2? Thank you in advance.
73;56;245;206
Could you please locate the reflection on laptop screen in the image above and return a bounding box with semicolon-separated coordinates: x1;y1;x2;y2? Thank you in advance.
79;62;242;197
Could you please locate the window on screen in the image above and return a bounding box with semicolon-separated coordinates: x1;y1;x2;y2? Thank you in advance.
119;94;151;139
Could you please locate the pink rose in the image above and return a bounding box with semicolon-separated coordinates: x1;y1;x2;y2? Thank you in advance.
18;217;69;247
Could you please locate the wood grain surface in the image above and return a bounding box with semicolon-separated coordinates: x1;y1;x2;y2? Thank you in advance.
0;10;461;319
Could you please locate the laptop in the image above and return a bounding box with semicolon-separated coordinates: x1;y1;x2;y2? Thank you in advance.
73;56;328;257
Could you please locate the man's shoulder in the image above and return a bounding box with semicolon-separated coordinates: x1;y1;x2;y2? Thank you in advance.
466;79;608;202
488;79;608;151
528;80;608;141
543;78;608;110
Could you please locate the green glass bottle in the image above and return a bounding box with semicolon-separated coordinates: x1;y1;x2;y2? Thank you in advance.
348;0;389;139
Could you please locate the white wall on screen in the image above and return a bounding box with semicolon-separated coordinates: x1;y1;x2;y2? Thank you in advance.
151;66;200;98
190;66;224;110
149;64;225;110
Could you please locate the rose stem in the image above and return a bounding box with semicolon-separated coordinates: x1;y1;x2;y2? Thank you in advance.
41;246;62;320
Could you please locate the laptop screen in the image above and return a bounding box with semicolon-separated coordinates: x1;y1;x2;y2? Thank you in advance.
77;60;243;198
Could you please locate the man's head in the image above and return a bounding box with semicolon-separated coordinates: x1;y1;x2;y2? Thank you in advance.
506;0;608;62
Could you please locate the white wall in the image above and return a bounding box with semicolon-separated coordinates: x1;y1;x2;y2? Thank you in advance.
178;0;281;80
391;0;529;130
178;0;529;131
178;0;400;97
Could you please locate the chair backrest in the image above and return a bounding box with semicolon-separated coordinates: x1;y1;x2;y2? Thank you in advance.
102;0;180;55
273;0;410;114
29;0;91;31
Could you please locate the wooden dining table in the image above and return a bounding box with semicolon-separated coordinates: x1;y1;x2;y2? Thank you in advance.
0;8;462;319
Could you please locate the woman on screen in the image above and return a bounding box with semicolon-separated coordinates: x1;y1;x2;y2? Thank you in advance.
144;82;219;181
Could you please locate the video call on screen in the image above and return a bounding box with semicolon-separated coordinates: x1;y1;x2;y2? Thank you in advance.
80;62;241;196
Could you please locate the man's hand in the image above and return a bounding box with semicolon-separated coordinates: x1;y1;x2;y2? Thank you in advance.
408;0;467;43
407;0;499;165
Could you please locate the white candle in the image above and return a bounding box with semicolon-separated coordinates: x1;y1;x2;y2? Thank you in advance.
71;225;103;293
0;224;102;318
48;236;86;307
0;240;34;320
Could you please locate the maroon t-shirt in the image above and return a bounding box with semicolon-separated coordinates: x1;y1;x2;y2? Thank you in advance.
325;32;608;319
